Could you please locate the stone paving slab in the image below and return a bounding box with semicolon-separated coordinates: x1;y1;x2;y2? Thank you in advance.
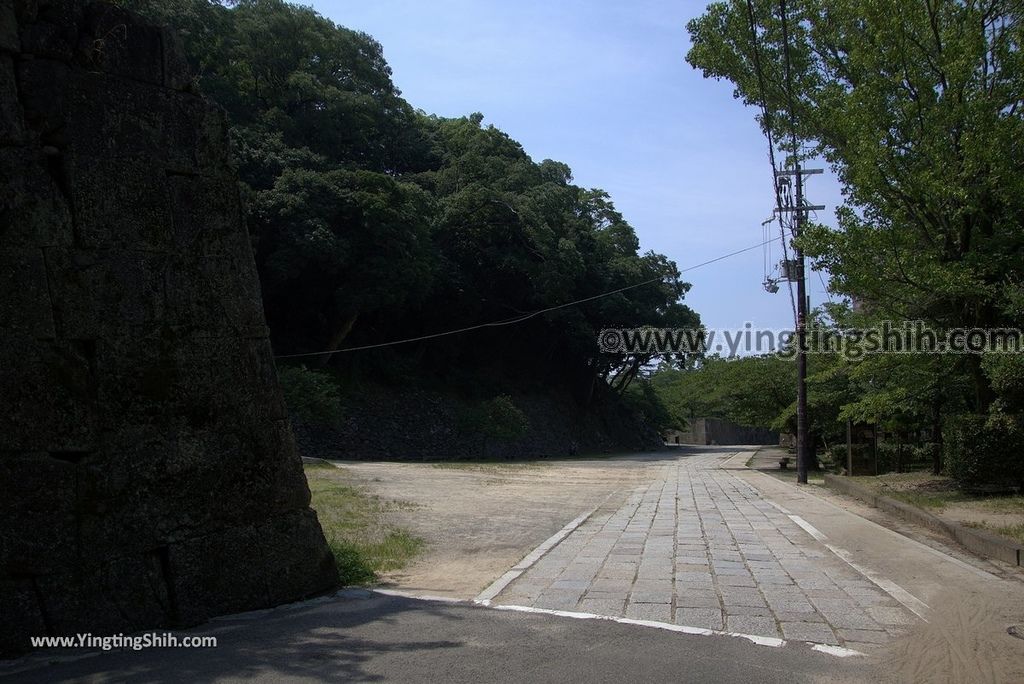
492;452;916;648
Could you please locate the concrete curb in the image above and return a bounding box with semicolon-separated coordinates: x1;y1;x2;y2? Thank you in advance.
823;474;1023;567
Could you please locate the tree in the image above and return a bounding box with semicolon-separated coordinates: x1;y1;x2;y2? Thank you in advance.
120;0;699;407
651;354;796;430
687;0;1024;413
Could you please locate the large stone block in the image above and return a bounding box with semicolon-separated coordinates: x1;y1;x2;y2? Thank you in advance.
76;436;185;558
0;2;19;54
0;247;56;338
80;2;163;85
166;525;269;625
15;56;69;141
169;338;287;426
0;339;96;452
161;27;191;91
0;54;24;142
65;153;174;249
165;252;265;335
0;453;79;576
166;173;249;256
35;553;172;635
0;580;47;656
63;71;230;175
45;247;168;338
0;147;74;247
258;509;338;605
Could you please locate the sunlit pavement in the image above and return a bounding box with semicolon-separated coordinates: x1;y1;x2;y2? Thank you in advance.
488;450;915;652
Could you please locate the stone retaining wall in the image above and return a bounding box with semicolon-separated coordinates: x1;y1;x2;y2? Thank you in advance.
0;0;336;654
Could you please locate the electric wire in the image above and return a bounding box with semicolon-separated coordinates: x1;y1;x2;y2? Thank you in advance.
274;237;777;359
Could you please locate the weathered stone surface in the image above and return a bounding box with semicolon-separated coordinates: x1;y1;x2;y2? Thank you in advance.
64;154;174;249
0;147;74;247
45;247;169;337
0;248;55;337
80;2;164;85
0;55;25;142
166;173;248;255
0;453;78;576
0;580;48;649
0;339;97;452
0;0;335;656
61;71;231;175
166;525;269;625
161;27;191;91
0;2;19;53
15;56;69;141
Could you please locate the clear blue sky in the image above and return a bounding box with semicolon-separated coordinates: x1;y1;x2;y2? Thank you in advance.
312;0;844;336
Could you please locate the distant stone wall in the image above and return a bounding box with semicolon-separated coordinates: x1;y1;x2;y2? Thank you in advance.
665;419;778;446
293;385;663;461
0;0;335;654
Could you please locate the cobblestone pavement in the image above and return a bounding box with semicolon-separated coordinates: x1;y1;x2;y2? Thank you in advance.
490;451;916;652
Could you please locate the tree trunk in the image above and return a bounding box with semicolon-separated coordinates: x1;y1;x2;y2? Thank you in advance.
968;354;995;413
317;311;359;367
931;398;944;475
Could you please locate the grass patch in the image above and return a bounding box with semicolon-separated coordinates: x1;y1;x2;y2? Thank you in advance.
851;472;967;510
304;464;424;585
429;460;544;471
850;472;1024;513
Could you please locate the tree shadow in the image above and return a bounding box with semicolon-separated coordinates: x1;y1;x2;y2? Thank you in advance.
2;592;468;683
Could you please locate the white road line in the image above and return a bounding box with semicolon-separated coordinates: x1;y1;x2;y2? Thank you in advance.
474;495;611;604
765;500;793;516
371;588;466;604
786;477;999;580
789;514;828;542
786;514;931;620
822;543;931;620
489;604;864;657
359;589;864;657
743;466;998;581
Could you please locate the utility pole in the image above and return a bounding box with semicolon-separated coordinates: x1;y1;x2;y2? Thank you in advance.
777;166;822;485
794;163;809;485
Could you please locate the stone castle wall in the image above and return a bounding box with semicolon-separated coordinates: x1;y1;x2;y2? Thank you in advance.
0;0;336;654
666;418;779;446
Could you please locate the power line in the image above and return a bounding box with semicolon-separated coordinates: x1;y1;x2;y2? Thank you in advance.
274;237;776;359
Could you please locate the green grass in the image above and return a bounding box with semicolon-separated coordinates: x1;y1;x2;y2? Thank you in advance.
304;464;424;585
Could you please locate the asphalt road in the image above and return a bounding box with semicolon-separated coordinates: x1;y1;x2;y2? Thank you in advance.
1;590;876;683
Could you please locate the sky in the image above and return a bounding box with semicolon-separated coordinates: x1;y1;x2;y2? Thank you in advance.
311;0;846;338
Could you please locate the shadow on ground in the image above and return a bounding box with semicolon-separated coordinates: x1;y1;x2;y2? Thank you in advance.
2;591;875;684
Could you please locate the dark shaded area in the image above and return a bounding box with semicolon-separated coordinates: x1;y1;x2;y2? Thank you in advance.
0;591;876;683
0;0;335;656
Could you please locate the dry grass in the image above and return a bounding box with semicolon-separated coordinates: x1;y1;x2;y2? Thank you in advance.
852;471;1024;545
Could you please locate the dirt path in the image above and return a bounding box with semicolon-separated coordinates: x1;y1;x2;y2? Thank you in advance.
333;452;683;597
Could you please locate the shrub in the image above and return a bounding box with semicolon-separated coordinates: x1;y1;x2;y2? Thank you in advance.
945;413;1024;491
277;365;344;426
458;395;530;457
823;445;847;473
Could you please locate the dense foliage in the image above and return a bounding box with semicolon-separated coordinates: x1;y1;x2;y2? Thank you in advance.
650;355;795;431
118;0;700;402
685;0;1024;481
